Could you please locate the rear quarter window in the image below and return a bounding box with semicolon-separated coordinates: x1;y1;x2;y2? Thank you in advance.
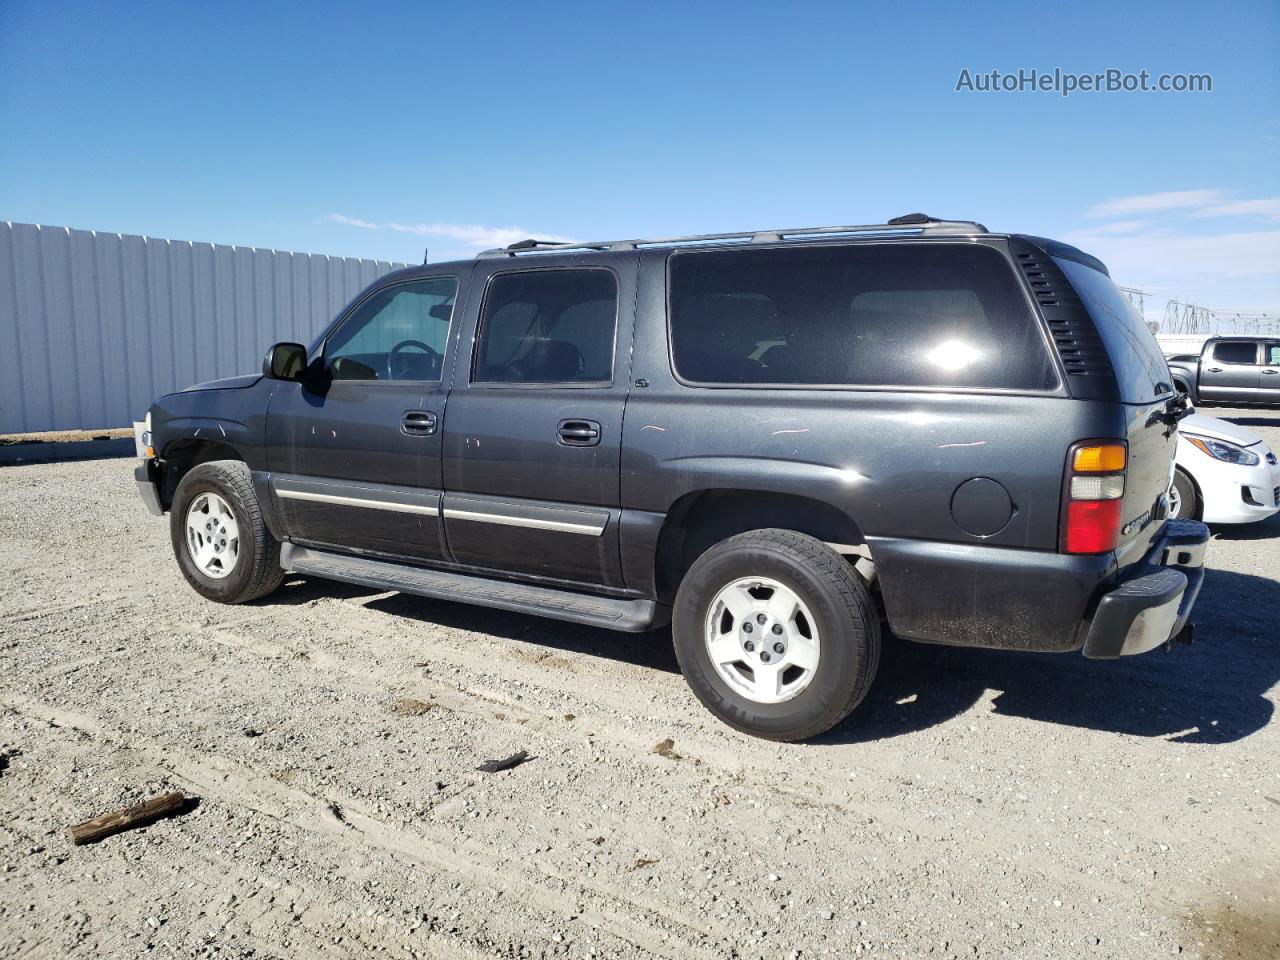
668;243;1057;391
1053;256;1173;403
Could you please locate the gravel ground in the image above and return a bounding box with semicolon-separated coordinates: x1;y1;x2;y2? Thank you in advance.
2;414;1278;960
0;428;133;445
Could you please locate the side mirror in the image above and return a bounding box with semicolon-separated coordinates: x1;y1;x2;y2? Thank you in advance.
263;342;308;381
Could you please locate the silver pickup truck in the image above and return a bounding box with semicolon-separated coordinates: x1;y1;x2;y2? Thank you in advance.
1167;336;1280;405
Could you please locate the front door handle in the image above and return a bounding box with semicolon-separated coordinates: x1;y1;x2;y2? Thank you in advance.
401;410;437;436
1206;367;1223;373
558;419;601;446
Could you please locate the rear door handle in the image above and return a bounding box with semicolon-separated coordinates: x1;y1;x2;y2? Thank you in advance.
558;419;601;446
1262;369;1278;375
401;410;437;436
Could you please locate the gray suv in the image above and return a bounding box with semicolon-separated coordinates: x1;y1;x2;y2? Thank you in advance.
134;213;1210;741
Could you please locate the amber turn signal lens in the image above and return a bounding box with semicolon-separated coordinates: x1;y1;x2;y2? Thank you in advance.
1072;444;1126;473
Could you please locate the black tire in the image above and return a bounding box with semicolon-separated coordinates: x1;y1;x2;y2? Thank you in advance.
672;529;880;742
1169;467;1202;521
169;460;284;604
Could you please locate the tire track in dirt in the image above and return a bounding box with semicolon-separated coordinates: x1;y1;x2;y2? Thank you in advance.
2;693;728;959
80;601;1171;910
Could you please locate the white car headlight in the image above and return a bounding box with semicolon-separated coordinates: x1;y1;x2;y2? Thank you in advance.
1186;435;1260;466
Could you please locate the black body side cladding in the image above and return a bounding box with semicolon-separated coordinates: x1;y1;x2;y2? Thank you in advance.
867;536;1116;652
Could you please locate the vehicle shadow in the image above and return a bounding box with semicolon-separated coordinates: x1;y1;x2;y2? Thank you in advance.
1215;413;1280;429
255;575;387;606
264;568;1276;747
1209;511;1280;542
362;591;683;675
822;566;1278;746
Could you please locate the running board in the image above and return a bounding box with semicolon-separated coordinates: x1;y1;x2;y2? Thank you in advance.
280;544;668;633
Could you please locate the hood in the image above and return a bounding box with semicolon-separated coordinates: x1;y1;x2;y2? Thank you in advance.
184;374;262;393
1180;412;1263;448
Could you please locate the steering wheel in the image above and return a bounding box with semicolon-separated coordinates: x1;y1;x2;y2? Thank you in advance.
388;339;441;380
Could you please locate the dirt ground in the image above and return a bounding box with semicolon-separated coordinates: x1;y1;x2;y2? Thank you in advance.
2;414;1278;960
0;428;134;446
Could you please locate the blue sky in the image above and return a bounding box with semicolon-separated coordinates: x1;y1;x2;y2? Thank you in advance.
2;0;1277;319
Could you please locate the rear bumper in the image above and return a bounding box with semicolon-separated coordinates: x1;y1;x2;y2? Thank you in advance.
134;461;164;516
869;517;1209;655
1081;518;1208;658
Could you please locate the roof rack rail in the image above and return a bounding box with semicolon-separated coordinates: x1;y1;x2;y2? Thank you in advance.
503;238;611;253
477;213;988;258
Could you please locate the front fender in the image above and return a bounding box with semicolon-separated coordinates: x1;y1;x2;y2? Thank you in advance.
150;380;275;470
1166;363;1197;392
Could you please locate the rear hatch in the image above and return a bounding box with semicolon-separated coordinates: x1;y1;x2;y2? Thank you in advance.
1053;256;1179;564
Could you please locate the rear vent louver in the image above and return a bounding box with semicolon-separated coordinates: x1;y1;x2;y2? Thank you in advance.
1013;246;1112;378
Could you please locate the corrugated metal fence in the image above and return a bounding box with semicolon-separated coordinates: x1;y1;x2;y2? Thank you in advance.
0;221;409;434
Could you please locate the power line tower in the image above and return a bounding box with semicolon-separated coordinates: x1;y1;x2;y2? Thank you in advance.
1208;312;1279;336
1117;286;1148;319
1162;300;1216;334
1159;302;1280;336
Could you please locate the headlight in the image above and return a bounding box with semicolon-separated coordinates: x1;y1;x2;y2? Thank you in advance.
1186;435;1260;466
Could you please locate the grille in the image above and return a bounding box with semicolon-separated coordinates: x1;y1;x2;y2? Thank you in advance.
1274;486;1279;508
1267;451;1277;466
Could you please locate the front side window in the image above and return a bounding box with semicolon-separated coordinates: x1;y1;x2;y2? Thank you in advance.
669;243;1056;390
326;277;457;381
1213;341;1259;365
474;269;617;384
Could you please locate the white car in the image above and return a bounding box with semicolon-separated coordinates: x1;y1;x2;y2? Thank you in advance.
1170;412;1280;523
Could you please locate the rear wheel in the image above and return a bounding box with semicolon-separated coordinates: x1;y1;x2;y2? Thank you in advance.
170;460;284;604
1168;467;1202;521
672;529;879;742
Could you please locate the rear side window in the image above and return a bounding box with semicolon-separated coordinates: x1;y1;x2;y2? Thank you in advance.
1266;342;1280;365
474;269;617;384
668;243;1055;390
1053;257;1173;403
1213;341;1259;365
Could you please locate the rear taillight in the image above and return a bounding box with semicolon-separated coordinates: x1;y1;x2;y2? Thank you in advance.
1062;441;1127;554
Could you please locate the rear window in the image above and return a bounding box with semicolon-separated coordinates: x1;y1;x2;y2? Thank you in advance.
1053;256;1174;403
668;243;1056;390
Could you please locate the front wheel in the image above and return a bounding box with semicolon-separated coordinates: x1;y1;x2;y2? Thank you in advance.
1168;468;1202;521
169;460;284;604
672;529;880;742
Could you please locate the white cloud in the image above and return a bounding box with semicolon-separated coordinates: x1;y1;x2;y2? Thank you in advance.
1062;226;1280;320
1079;219;1150;235
1071;189;1280;322
324;212;378;229
387;222;574;248
1086;189;1228;218
320;213;575;257
1064;227;1280;279
1193;196;1280;221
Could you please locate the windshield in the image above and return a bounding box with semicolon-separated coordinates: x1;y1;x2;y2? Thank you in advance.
1054;256;1173;403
